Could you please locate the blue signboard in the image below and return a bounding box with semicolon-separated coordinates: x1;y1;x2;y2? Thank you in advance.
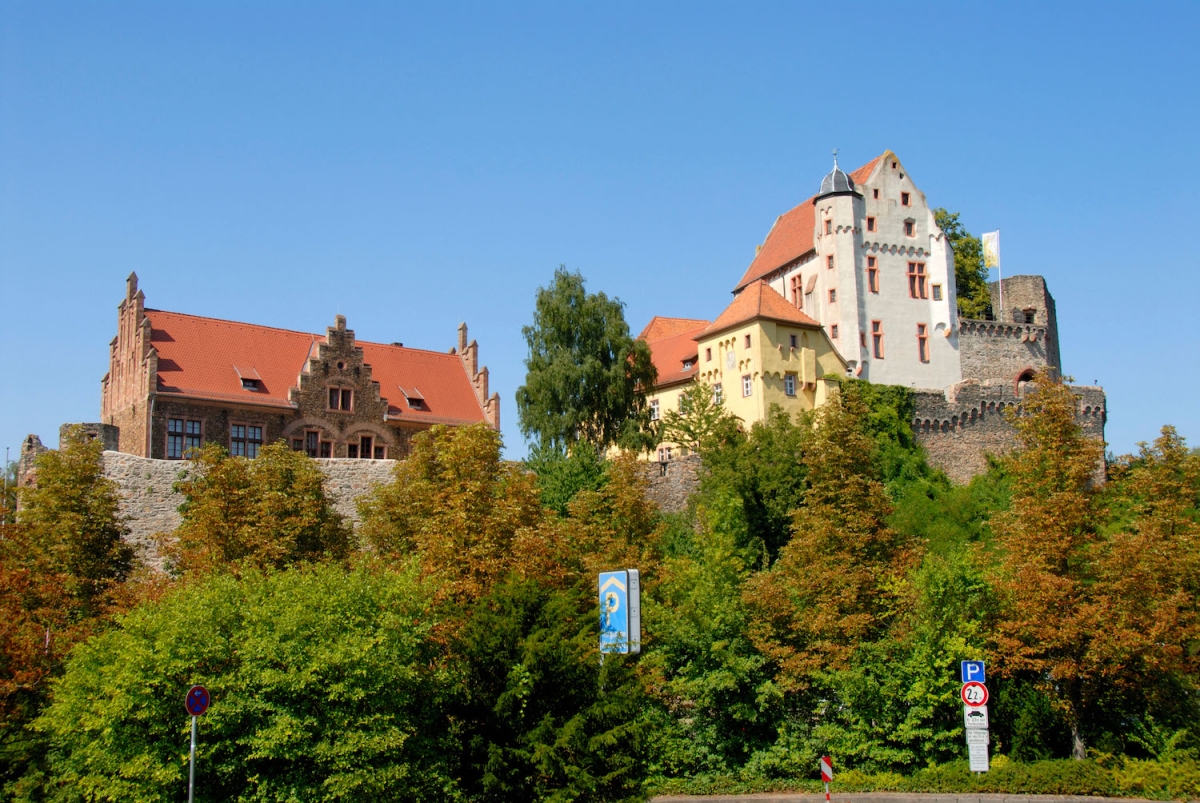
961;660;986;684
599;571;629;654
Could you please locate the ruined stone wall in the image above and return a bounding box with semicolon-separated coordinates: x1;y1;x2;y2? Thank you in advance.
958;320;1058;385
100;452;397;569
640;454;702;514
913;381;1107;484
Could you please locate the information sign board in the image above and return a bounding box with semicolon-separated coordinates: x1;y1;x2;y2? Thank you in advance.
960;660;986;684
968;742;990;772
964;704;989;729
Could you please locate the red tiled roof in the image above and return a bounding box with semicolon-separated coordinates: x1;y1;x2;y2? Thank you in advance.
638;316;711;342
701;280;822;339
146;310;488;425
733;154;885;292
642;321;710;389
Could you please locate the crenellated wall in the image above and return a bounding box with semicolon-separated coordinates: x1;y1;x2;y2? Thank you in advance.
912;380;1106;484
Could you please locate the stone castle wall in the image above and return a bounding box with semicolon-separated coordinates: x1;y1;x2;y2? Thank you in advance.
913;381;1107;484
639;454;702;514
100;452;397;569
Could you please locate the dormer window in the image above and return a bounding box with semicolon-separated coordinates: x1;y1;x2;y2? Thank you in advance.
682;360;693;371
234;365;262;392
399;386;425;410
241;378;260;391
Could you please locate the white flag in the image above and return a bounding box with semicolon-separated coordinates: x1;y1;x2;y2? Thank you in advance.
981;231;1000;269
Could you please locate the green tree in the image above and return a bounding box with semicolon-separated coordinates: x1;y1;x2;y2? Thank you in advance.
168;442;350;577
516;267;657;451
523;441;608;516
32;564;454;802
934;208;991;319
659;382;742;454
745;389;921;690
17;428;134;614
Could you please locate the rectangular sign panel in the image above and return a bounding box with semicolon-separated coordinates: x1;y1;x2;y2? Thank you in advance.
960;660;986;684
965;729;989;745
599;571;631;654
968;742;990;772
964;704;989;729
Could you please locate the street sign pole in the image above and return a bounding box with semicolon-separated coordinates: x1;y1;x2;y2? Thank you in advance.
820;755;833;803
188;715;197;803
959;661;989;773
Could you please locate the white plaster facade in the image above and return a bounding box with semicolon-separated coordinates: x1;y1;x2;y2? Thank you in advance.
748;151;963;391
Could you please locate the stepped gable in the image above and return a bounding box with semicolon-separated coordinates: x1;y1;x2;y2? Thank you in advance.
733;154;884;292
641;318;710;389
146;309;489;424
702;279;822;338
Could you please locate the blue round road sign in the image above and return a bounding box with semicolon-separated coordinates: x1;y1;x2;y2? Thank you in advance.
185;685;209;716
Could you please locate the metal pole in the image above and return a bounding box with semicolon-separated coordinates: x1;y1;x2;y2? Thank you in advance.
188;714;197;803
825;780;831;803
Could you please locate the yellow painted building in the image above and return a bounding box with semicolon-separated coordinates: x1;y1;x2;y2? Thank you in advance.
640;281;847;460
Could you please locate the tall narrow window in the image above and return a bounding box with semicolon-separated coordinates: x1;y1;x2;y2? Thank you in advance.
789;334;797;348
873;188;879;199
932;284;943;301
917;323;930;363
828;288;837;303
872;320;884;359
744;333;751;349
901;191;910;206
866;217;876;232
713;383;723;405
867;256;879;293
742;374;753;397
827;255;834;269
825;219;832;234
305;431;321;458
705;347;712;361
649;399;660;421
790;274;803;308
904;220;915;236
230;424;264;458
831;324;839;338
359;435;373;459
907;262;928;299
784;374;796;396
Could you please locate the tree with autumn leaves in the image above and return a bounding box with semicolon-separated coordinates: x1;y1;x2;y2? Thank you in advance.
987;376;1200;759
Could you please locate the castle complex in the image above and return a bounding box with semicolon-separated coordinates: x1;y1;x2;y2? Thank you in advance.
642;150;1106;482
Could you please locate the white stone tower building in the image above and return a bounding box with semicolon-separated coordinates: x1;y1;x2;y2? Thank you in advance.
734;150;962;389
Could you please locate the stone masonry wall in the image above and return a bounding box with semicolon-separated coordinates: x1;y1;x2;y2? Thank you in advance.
640;454;702;514
913;381;1107;484
101;452;397;569
957;320;1058;385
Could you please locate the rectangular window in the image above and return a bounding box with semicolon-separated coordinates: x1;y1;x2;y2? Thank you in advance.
790;274;803;308
649;399;660;421
917;323;930;363
932;284;943;301
304;431;321;458
901;191;910;206
744;333;751;349
347;444;358;458
713;383;723;405
824;219;832;234
907;262;928;299
831;324;839;338
328;388;339;409
827;255;834;269
320;441;331;458
167;418;202;459
785;374;796;396
904;220;915;237
873;188;879;199
872;320;884;359
329;388;354;410
742;375;753;397
373;445;386;459
705;347;712;361
868;266;879;293
291;438;303;451
789;334;797;348
230;424;263;458
828;289;837;303
359;436;373;459
866;217;876;232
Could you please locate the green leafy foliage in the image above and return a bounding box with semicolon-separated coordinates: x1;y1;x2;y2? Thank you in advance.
516;267;657;452
168;442;350;577
32;564;454;803
522;442;608;516
934;208;991;319
658;382;742;454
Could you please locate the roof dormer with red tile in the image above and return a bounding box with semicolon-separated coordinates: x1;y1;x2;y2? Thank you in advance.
100;274;498;460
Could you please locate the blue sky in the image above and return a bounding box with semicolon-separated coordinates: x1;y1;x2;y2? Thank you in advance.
2;1;1197;463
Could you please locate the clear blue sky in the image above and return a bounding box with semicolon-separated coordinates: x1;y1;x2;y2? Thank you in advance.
3;1;1197;463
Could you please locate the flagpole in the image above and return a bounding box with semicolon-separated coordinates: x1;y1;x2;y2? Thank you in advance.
997;228;1003;320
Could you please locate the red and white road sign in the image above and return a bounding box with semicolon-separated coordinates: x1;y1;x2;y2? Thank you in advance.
820;755;833;782
960;681;989;707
